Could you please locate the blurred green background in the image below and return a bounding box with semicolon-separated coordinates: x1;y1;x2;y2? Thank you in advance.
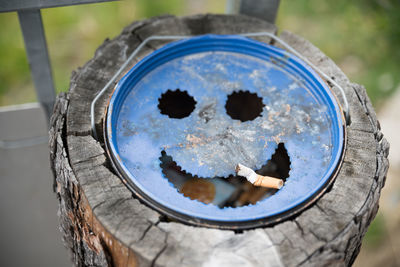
0;0;399;265
0;0;399;107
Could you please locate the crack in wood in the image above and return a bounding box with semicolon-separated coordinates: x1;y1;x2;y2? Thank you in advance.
150;233;169;267
139;224;154;242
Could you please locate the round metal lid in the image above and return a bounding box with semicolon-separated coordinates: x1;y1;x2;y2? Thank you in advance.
105;34;345;228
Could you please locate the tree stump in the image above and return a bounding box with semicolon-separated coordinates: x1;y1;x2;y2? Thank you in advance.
49;14;389;266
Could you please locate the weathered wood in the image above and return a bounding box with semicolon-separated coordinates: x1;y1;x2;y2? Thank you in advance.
50;14;389;266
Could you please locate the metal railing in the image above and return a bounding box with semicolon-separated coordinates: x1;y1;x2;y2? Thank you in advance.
0;0;117;121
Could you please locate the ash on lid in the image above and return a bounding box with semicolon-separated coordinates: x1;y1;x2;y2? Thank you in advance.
106;35;345;225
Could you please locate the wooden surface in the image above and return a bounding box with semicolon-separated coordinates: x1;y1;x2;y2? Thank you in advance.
49;14;389;266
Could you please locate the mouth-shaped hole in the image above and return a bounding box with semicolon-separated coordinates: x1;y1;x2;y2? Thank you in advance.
159;143;290;208
158;89;196;119
225;90;264;122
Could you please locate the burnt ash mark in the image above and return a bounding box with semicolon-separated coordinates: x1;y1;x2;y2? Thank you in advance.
225;90;264;122
159;143;291;208
198;103;216;123
158;89;196;119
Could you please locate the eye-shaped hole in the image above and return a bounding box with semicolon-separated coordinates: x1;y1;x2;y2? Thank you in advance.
158;89;196;119
225;90;264;122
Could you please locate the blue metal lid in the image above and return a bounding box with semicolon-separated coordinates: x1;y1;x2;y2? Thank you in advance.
105;34;345;228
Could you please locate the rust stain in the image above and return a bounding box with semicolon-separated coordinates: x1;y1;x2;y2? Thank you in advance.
186;134;203;144
184;133;210;149
268;111;281;122
295;123;301;134
272;132;285;144
285;104;291;113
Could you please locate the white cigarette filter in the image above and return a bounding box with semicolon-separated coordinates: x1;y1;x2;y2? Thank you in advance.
235;163;284;189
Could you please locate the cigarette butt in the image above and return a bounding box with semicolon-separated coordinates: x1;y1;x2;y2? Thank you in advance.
254;174;283;189
236;163;284;189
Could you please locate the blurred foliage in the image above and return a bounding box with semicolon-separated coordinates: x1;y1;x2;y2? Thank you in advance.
0;0;399;107
277;0;400;107
363;212;386;247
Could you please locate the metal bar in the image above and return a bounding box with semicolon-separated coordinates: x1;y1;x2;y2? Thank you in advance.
226;0;280;24
18;9;55;122
0;0;117;13
91;33;350;139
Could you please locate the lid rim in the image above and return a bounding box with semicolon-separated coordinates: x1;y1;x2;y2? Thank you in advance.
104;34;346;226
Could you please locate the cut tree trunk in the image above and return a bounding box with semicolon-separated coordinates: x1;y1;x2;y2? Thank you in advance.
49;14;389;267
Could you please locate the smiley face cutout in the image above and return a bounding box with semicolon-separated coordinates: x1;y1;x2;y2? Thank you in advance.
106;35;344;225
